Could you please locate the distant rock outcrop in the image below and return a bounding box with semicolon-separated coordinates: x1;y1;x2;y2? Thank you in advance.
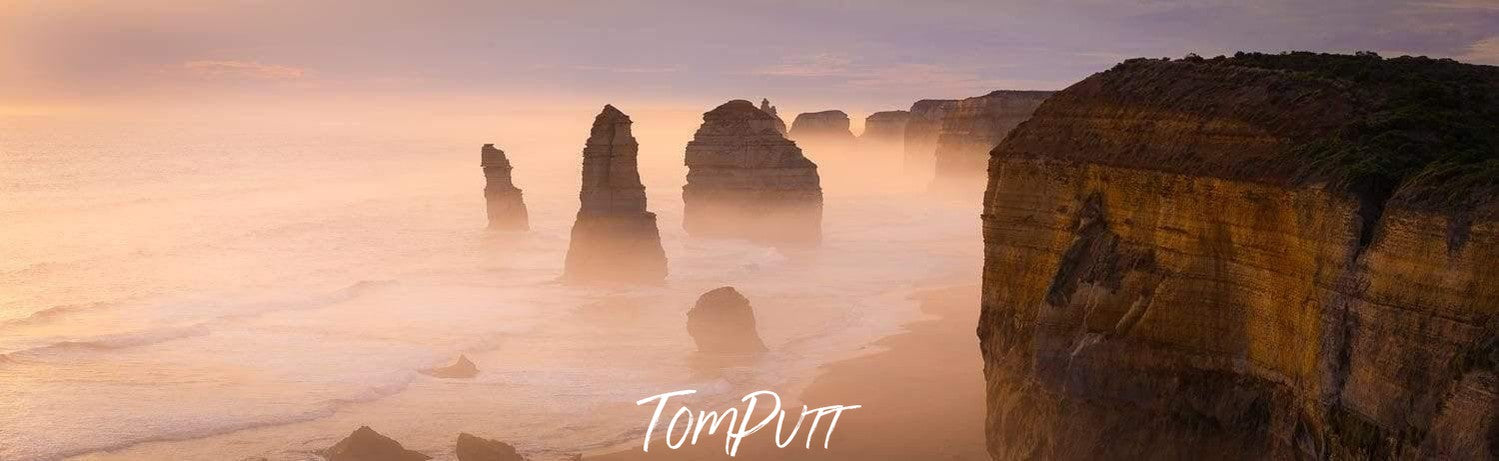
455;433;528;461
788;110;855;145
420;354;478;379
481;144;528;230
901;99;958;172
682;100;822;244
562;105;668;283
322;427;430;461
860;110;910;144
686;287;768;354
759;98;787;135
931;90;1051;187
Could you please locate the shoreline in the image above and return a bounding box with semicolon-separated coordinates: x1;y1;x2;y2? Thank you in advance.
589;283;988;460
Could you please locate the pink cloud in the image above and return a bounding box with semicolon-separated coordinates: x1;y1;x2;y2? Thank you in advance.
1458;36;1499;65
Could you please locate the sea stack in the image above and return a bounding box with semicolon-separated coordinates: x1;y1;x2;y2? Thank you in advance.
686;286;767;354
859;110;910;145
562;105;667;283
901;99;958;172
787;110;855;146
481;144;528;230
322;427;430;461
930;90;1051;189
682;100;822;244
979;53;1499;459
759;98;787;135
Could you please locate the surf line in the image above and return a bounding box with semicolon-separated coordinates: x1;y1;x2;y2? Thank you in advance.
634;389;861;456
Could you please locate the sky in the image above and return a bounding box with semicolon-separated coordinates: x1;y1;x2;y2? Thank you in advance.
2;0;1498;120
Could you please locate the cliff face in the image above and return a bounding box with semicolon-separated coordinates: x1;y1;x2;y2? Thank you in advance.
902;99;957;171
480;144;528;230
860;110;911;144
563;105;667;283
932;90;1051;187
788;110;855;145
979;54;1499;460
682;100;822;244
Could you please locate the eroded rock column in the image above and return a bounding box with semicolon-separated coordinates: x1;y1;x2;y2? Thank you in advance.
481;144;528;230
682;100;822;244
562;105;667;283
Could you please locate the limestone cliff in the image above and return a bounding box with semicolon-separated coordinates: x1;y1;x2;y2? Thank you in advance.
979;53;1499;460
682;100;822;244
563;105;667;283
480;144;528;231
788;110;855;146
760;98;787;135
932;90;1051;188
860;110;911;144
902;99;957;172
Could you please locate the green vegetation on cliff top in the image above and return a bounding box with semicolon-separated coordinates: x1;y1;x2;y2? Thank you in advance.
1130;52;1498;209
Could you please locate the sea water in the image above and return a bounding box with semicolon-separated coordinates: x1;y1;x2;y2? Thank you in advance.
0;115;979;460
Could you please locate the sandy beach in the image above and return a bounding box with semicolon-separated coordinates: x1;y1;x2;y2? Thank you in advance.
591;283;988;461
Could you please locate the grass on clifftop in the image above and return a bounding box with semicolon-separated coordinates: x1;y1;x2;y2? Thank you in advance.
1137;51;1499;209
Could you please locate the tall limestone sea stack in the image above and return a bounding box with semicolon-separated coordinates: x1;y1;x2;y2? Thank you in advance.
859;110;910;145
787;110;856;147
931;90;1051;190
902;99;958;172
682;100;822;244
480;144;528;230
978;53;1499;460
562;105;667;283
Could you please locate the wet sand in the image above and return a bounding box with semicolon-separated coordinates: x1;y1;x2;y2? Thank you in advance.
590;283;988;461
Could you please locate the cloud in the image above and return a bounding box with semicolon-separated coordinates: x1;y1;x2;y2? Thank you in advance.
566;64;682;74
1418;0;1499;11
750;54;1068;94
845;63;1066;93
1457;36;1499;65
753;53;855;77
180;60;307;80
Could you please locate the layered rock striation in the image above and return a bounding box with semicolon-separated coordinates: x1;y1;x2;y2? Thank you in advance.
902;99;958;172
979;53;1499;460
481;144;528;230
563;105;667;283
682;100;822;244
931;90;1051;187
860;110;911;145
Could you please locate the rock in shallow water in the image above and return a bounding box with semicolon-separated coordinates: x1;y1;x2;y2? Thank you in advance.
686;286;768;355
455;433;528;461
322;426;430;461
420;354;478;379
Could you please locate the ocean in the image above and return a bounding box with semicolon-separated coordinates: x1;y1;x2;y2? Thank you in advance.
0;115;979;460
